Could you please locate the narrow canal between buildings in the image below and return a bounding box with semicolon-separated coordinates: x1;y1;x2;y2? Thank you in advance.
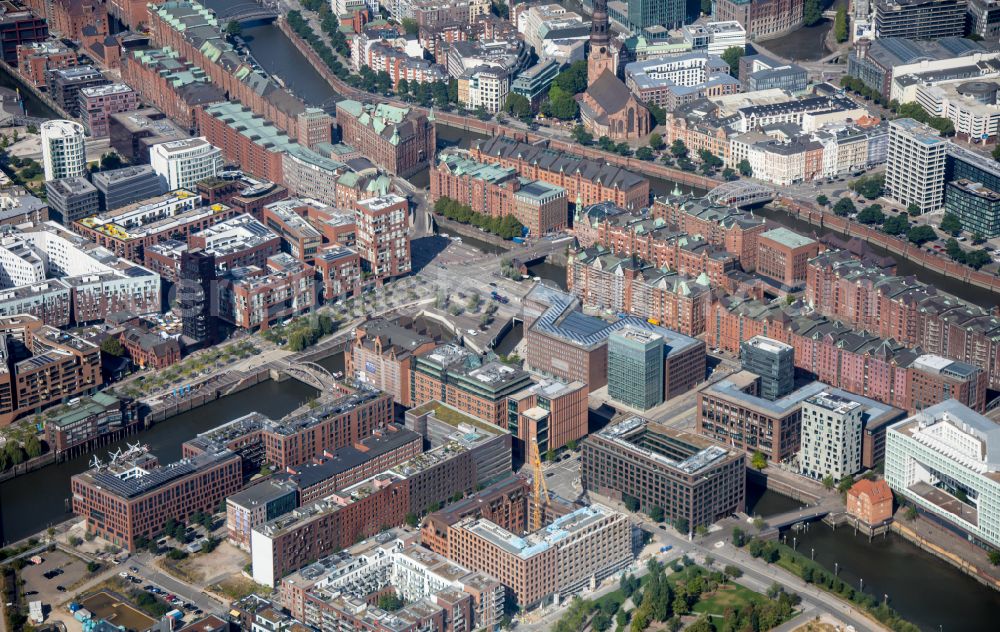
0;378;317;546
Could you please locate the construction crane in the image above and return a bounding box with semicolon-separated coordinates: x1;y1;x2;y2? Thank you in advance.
530;438;550;531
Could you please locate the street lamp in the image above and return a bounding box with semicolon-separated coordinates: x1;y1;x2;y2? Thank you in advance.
860;578;864;593
811;548;815;561
793;536;797;551
835;562;839;576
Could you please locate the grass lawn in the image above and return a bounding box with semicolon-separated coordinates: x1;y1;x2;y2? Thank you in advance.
691;582;763;616
208;576;270;600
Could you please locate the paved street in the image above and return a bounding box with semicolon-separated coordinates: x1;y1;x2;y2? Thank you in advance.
129;551;227;615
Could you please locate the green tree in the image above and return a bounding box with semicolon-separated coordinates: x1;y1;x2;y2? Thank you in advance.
687;616;716;632
566;439;577;451
737;158;752;176
731;527;745;547
5;442;24;466
674;517;690;534
965;250;992;270
405;513;419;527
993;145;1000;163
545;84;578;120
833;198;856;217
851;174;884;200
552;60;589;94
649;133;664;150
101;336;125;356
856;205;885;225
636;147;654;161
645;101;666;126
721;46;744;79
592;612;612;631
989;550;1000;566
24;435;42;459
907;225;937;245
503;93;531;120
377;593;405;611
401;17;418;35
751;450;767;470
837;475;855;494
225;20;242;37
940;212;963;236
803;0;822;25
572;124;593;145
647;505;664;522
822;474;835;490
883;214;910;235
834;7;849;42
670;139;688;158
624;494;640;512
86;561;100;573
816;194;830;206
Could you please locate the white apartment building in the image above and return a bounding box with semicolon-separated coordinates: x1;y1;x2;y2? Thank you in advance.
149;137;223;191
0;234;46;288
799;392;863;480
681;21;747;56
625;53;730;90
916;80;1000;143
518;4;587;59
0;222;160;326
332;0;366;17
885;399;1000;549
41;120;86;181
886;117;948;213
459;66;510;114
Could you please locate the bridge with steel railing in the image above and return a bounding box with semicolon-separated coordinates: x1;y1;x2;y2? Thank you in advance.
212;0;278;24
706;180;776;208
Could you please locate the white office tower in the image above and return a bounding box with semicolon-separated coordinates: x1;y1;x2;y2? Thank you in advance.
885;117;948;213
41;120;87;181
150;137;223;191
799;392;863;480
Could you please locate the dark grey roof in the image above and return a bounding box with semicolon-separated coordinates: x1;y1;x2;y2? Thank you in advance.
473;136;646;191
585;70;633;115
284;425;421;489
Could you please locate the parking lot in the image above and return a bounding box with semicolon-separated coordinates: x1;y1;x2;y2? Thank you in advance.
19;549;88;611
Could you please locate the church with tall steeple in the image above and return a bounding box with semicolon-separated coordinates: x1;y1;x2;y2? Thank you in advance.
587;0;617;84
578;0;651;141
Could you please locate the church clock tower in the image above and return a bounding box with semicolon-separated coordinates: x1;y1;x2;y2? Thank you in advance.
587;0;616;84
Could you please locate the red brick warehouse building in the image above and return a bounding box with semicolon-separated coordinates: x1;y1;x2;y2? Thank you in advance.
71;448;243;549
335;100;435;178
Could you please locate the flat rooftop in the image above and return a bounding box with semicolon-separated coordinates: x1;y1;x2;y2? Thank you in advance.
457;503;621;559
595;416;738;474
761;227;816;249
706;370;903;429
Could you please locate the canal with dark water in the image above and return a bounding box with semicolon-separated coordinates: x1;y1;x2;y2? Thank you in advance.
783;523;1000;631
0;378;317;545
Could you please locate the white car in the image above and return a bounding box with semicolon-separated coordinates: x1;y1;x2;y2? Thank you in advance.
466;329;478;336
